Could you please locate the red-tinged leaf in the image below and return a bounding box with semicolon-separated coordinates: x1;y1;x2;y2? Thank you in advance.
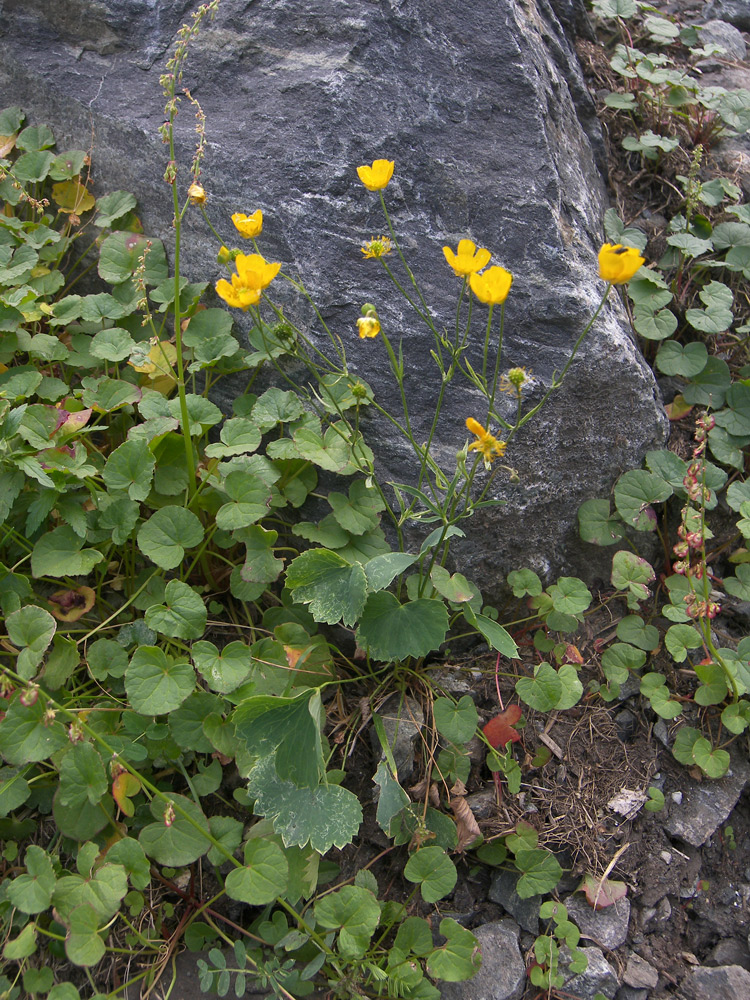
483;705;522;749
563;644;584;665
49;586;96;622
112;772;141;817
665;395;692;420
580;872;628;910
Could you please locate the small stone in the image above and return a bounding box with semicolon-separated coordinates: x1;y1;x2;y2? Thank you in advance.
615;988;648;1000
707;938;750;971
653;719;670;747
671;791;683;804
660;851;672;865
563;946;619;999
655;897;672;922
697;19;748;62
704;0;750;30
441;920;524;1000
679;964;750;1000
464;789;497;820
488;868;540;934
624;954;658;989
565;894;631;951
663;753;750;846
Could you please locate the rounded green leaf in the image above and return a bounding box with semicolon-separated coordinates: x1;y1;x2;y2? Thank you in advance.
672;726;703;765
615;471;672;530
138;793;211;866
137;506;204;570
225;840;289;906
64;904;106;967
98;232;167;285
30;526;104;579
8;845;56;914
433;696;478;744
7;605;56;680
145;580;207;640
655;340;708;377
314;885;381;957
692;737;730;779
90;327;135;362
515;662;562;711
286;549;368;626
356;592;449;661
664;624;703;664
102;438;156;501
578;498;625;546
192;640;252;693
426;918;481;982
515;848;563;898
404;846;457;903
125;646;195;714
616;615;660;651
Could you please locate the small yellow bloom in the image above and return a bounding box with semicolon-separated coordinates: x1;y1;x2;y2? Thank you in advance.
231;210;263;239
469;265;513;304
500;366;532;395
598;243;645;284
443;239;491;277
215;252;281;310
356;159;394;191
217;245;232;264
215;278;261;310
357;316;381;339
466;417;506;466
361;235;393;259
187;183;206;205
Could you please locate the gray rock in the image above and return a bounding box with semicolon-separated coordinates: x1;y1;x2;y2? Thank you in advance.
697;20;748;62
0;0;668;597
663;753;750;846
678;963;750;1000
488;867;541;934
562;945;619;999
624;954;659;989
707;937;750;971
440;920;525;1000
565;893;631;950
615;988;648;1000
703;0;750;32
371;694;424;783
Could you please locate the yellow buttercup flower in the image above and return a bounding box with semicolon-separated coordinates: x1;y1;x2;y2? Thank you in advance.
187;183;206;205
443;239;491;277
231;210;263;239
356;159;394;191
357;316;381;339
215;252;280;310
466;417;506;466
469;265;513;304
361;235;393;259
598;243;645;284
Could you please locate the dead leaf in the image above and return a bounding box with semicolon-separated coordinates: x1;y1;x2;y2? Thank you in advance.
49;586;96;622
450;795;482;852
483;704;522;749
580;872;628;910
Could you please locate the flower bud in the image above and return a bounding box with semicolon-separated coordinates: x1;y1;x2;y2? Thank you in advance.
217;245;232;265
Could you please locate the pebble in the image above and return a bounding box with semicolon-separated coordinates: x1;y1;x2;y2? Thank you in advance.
562;945;619;1000
679;963;750;1000
441;920;525;1000
624;954;659;989
565;894;631;950
695;19;748;65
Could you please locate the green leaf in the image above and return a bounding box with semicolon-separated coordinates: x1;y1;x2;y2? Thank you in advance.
547;577;591;615
90;327;136;362
8;845;56;914
516;662;562;711
426;918;481;982
715;384;750;436
578;498;625;546
216;471;274;531
708;427;746;470
145;580;207;640
64;904;106;967
105;838;151;890
0;695;68;765
286;549;367;626
694;661;728;706
3;923;38;960
237;524;283;585
616;615;659;651
655;340;708;377
515;847;563;897
682;357;731;408
633;307;678;340
666;233;713;257
556;663;583;710
721;701;750;735
169;692;222;753
125;646;195;714
139;793;211;865
314;885;381;957
328;480;384;534
14;149;55;182
6;605;56;680
601;642;646;684
102;439;155;501
137;506;204;570
404;846;457;903
644;787;665;812
0;766;31;816
373;760;411;836
725;564;750;601
357;593;448;661
204;417;262;458
192;640;252;693
615;470;672;530
95;190;137;227
611;550;656;607
53;859;127;924
58;743;108;810
673;726;702;765
664;624;703;663
692;737;730;778
225;840;289;906
30;526;104;579
98;232;167;285
247;756;362;852
429;565;474;603
468;611;519;658
363;552;417;591
433;696;478;744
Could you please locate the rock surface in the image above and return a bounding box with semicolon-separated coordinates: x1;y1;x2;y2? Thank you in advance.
678;963;750;1000
0;0;668;595
440;920;525;1000
663;752;750;846
565;893;631;950
562;945;619;999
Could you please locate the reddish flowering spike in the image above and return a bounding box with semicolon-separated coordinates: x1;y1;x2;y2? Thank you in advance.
483;704;522;749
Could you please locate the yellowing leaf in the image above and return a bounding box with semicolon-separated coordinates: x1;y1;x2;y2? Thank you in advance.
129;341;177;377
52;180;95;215
112;772;141;817
0;134;17;157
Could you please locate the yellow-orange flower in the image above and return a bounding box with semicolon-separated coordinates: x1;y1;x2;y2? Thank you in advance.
231;210;263;239
466;417;506;466
598;243;645;284
356;159;394;191
443;239;491;277
187;183;206;205
357;316;381;339
361;235;393;259
215;252;280;310
469;265;513;304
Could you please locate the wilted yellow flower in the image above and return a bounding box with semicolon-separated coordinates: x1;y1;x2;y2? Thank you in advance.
598;243;644;284
466;417;506;466
469;265;513;304
443;239;491;277
500;366;532;395
356;159;394;191
215;252;280;310
188;183;206;205
231;210;263;239
361;235;393;259
357;316;381;339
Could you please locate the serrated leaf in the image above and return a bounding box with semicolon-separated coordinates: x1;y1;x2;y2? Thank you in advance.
357;592;448;661
285;549;367;626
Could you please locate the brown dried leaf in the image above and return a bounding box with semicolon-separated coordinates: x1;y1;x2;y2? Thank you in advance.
450;795;482;852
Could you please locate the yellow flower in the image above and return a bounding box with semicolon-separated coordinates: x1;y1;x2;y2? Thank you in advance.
356;159;394;191
231;210;263;239
187;183;206;205
469;265;513;304
215;252;280;310
598;243;645;284
466;417;506;465
361;235;393;259
357;316;381;339
499;366;532;395
443;239;491;277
